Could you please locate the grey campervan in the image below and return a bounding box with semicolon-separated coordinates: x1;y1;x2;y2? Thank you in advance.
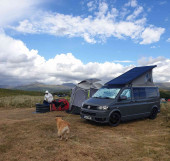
80;66;160;126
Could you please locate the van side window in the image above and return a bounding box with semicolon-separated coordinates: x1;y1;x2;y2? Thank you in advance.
146;88;158;98
120;89;131;100
133;88;146;100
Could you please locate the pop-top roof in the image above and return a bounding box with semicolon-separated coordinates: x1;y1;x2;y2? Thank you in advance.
77;78;102;89
105;65;156;86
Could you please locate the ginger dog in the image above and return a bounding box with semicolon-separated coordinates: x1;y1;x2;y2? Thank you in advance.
56;117;70;141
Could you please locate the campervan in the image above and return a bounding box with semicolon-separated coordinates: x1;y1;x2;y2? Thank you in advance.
80;66;160;126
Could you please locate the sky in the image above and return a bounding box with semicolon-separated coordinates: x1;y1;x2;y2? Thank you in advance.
0;0;170;86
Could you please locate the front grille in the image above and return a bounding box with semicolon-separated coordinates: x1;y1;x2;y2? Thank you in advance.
83;105;98;110
95;118;106;122
81;111;96;116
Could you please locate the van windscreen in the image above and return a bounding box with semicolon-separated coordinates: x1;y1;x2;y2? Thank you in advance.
92;87;120;99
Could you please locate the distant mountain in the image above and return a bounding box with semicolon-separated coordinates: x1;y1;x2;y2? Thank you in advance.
155;82;170;90
13;82;72;92
1;82;170;92
62;83;75;88
0;85;14;89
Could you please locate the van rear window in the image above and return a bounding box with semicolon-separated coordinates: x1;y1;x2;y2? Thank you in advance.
145;88;158;98
133;88;146;100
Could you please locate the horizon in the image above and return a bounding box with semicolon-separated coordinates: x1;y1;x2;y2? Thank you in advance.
1;79;170;88
0;0;170;86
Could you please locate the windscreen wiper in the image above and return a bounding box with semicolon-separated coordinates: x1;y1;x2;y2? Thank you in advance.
102;97;111;99
93;96;102;98
93;96;111;99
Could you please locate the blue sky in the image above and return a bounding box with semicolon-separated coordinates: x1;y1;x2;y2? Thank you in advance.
0;0;170;85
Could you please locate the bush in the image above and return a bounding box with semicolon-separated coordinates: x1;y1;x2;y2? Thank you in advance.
160;90;170;100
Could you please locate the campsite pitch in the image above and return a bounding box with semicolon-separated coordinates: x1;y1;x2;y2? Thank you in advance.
0;107;169;161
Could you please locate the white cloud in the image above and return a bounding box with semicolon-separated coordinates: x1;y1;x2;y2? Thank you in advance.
0;32;169;85
150;45;160;49
151;46;156;48
0;0;42;27
140;26;165;44
113;60;134;63
166;38;170;42
126;6;143;21
83;33;96;44
87;1;97;12
125;0;138;8
95;2;108;18
0;32;132;85
7;0;165;45
159;1;167;5
0;31;46;85
165;17;168;22
147;7;152;12
138;56;170;82
0;0;168;85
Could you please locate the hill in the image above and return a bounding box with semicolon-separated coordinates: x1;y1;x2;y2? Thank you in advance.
62;83;75;88
0;88;43;97
1;81;170;92
13;82;72;92
155;82;170;90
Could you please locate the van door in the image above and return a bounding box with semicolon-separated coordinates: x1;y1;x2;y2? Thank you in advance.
145;87;160;113
131;87;150;118
115;88;149;120
115;88;136;120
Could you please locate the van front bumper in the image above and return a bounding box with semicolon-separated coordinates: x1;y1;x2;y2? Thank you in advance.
80;108;110;123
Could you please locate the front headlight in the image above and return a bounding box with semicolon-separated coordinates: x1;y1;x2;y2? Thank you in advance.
97;106;109;110
103;106;109;110
98;106;103;110
82;102;85;107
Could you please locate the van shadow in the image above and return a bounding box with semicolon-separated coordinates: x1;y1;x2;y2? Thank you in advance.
81;117;149;127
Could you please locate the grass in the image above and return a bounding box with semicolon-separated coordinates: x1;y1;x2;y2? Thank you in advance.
0;88;44;108
0;95;44;108
0;103;169;161
160;102;170;123
0;88;169;160
0;88;70;108
0;88;44;97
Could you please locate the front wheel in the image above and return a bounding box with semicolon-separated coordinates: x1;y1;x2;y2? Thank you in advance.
149;108;158;119
109;112;121;127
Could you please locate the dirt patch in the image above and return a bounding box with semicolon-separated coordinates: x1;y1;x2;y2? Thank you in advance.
0;108;169;161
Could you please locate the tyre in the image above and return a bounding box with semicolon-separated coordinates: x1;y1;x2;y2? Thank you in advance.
36;104;50;113
149;108;158;119
109;112;121;127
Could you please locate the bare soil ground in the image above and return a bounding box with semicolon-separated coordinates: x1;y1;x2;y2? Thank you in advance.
0;107;169;161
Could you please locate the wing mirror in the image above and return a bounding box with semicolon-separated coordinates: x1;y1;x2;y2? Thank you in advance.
119;96;127;100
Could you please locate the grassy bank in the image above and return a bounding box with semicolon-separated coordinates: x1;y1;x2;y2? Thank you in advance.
0;95;43;108
0;89;43;108
0;88;70;108
0;88;43;97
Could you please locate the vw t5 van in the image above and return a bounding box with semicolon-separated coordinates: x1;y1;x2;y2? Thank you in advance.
80;66;160;126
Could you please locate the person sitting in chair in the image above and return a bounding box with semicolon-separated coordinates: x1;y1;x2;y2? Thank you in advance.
43;90;53;111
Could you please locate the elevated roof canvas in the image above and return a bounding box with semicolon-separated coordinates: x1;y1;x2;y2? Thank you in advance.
77;78;102;90
105;65;156;86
